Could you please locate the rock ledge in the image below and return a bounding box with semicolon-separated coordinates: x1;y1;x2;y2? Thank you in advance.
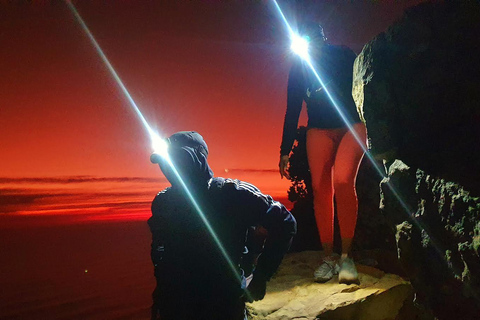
248;251;412;320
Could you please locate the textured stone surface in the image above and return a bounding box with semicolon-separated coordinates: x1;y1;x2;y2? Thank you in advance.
380;160;480;319
353;0;480;195
247;251;412;320
354;158;396;253
352;1;480;317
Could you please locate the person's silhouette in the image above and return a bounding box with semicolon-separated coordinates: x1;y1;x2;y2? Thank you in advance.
279;22;367;284
149;131;296;320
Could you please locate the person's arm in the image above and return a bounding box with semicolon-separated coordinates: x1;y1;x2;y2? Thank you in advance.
148;191;170;320
280;58;305;167
338;46;357;102
252;201;296;282
225;180;297;300
147;190;169;277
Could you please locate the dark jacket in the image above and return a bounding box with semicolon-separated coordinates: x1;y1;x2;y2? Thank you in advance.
148;135;296;319
280;44;362;156
149;178;296;287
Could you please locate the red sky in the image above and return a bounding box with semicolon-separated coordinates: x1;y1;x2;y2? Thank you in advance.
0;0;423;221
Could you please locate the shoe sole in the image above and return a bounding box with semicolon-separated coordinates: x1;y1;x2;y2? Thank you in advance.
338;275;360;285
314;277;334;283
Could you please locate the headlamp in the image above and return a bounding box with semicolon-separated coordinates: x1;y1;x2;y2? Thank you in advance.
151;133;169;162
291;34;310;61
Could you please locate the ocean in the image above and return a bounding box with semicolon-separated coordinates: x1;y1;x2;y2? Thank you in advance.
0;215;154;319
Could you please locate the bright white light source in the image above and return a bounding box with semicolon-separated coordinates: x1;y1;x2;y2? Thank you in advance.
151;132;169;159
67;0;244;290
291;34;310;61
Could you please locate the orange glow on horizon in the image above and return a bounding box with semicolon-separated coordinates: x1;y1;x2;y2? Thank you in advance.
0;172;293;225
1;1;418;224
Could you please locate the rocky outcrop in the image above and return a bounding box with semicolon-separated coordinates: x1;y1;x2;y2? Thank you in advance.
381;160;480;319
247;251;413;320
352;1;480;318
354;158;397;254
352;0;480;195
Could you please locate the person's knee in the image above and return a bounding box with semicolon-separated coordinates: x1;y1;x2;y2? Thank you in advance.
333;179;354;193
311;182;322;194
311;169;332;191
311;181;333;200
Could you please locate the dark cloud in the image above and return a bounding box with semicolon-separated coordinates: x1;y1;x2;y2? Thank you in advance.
0;189;60;212
0;176;165;184
0;186;160;214
0;175;290;215
224;168;277;173
43;199;152;211
0;193;42;206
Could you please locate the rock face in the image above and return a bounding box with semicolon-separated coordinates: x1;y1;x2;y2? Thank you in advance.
381;160;480;319
352;0;480;195
247;251;413;320
354;158;397;254
352;1;480;318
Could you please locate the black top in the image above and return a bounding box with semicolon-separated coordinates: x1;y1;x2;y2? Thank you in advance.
280;44;361;156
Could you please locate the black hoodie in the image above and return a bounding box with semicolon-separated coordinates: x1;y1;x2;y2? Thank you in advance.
148;131;296;308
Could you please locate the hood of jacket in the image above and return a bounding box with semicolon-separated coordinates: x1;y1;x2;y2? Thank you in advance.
159;131;214;187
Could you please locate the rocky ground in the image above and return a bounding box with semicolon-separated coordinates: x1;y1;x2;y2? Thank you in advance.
247;251;413;320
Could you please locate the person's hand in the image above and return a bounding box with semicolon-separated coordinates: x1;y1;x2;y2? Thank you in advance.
279;155;290;179
244;275;267;302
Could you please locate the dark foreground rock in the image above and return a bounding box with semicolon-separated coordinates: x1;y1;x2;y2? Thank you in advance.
352;1;480;318
381;160;480;319
352;0;480;195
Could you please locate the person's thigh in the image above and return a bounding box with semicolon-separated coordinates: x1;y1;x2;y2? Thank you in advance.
306;128;339;187
334;123;367;182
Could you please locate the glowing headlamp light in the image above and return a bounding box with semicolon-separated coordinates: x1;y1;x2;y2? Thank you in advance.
291;34;310;61
150;132;169;163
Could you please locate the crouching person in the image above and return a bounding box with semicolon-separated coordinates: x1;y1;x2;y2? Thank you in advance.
148;131;297;320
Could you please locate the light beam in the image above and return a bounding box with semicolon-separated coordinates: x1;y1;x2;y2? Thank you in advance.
271;0;447;264
273;0;368;157
65;1;162;149
65;0;244;287
272;0;395;189
290;34;310;61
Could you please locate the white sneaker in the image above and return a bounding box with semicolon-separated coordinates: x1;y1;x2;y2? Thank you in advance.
339;257;359;284
314;256;340;283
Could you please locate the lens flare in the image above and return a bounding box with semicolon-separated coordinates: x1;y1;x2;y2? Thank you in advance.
66;0;244;288
273;0;370;156
272;0;448;268
273;0;385;178
151;133;169;159
290;34;310;61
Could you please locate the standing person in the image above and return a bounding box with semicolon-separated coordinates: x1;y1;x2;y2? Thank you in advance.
149;131;296;320
279;22;367;284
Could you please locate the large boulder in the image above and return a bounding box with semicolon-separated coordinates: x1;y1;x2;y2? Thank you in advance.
380;160;480;319
352;0;480;318
247;251;414;320
354;158;397;254
352;0;480;195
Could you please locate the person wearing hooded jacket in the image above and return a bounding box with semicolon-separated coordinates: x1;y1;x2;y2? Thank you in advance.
148;131;296;320
279;22;367;284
